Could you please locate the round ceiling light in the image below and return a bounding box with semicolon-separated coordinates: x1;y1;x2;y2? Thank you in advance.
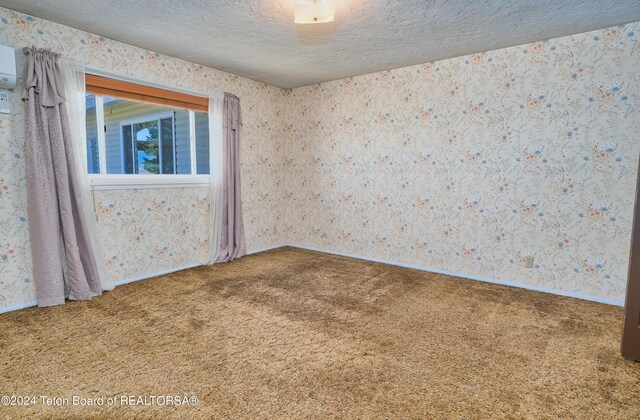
294;0;336;24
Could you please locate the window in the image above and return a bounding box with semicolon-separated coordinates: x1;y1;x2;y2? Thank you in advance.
84;74;211;188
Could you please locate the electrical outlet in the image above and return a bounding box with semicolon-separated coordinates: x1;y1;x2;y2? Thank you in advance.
525;256;534;268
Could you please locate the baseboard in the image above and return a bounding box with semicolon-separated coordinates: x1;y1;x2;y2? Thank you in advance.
0;299;38;314
111;263;203;287
247;244;287;255
277;243;624;307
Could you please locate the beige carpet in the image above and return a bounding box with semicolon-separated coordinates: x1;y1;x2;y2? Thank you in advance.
1;247;639;419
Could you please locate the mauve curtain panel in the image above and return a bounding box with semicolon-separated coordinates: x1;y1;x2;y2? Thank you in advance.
23;48;102;306
216;93;247;262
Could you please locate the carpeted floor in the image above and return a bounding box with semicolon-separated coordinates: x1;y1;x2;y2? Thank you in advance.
1;247;639;419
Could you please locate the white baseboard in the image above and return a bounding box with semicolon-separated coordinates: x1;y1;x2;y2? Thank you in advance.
0;299;38;315
110;263;204;287
247;244;287;255
276;243;624;307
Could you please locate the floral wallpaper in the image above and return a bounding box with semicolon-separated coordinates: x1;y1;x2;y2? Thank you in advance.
0;7;288;309
0;107;31;309
1;5;638;311
281;22;640;304
94;188;211;282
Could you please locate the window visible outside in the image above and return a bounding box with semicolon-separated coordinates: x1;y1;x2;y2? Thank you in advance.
121;113;174;174
85;94;210;175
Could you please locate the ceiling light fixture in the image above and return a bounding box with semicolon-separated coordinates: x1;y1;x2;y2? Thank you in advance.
294;0;336;24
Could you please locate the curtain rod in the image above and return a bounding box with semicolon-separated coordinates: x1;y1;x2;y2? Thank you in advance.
83;65;223;100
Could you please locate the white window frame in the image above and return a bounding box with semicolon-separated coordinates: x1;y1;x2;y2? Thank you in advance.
87;94;210;190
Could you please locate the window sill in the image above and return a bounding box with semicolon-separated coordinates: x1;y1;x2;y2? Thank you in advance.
88;175;210;190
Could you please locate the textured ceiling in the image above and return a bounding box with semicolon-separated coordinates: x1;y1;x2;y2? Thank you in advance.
1;0;639;89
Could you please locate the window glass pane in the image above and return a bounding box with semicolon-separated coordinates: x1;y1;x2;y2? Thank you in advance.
195;111;210;174
85;94;100;174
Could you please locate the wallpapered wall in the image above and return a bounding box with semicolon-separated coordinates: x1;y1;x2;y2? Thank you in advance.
282;22;640;304
0;8;287;309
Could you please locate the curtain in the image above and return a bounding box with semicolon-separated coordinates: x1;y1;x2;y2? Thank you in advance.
207;94;224;264
23;48;102;306
216;93;246;262
59;59;112;292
